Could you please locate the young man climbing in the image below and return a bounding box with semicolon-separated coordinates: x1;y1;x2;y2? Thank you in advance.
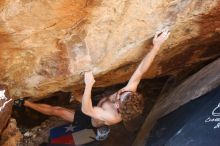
14;29;170;140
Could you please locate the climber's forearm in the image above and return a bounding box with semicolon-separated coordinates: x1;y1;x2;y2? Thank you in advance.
134;44;160;76
81;84;94;115
125;44;161;92
124;29;170;92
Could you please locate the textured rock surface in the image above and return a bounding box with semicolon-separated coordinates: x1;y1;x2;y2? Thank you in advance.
0;0;220;98
20;117;66;146
0;118;22;146
0;87;12;134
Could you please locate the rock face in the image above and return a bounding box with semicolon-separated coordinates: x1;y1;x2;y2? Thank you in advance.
0;0;220;98
0;118;23;146
0;87;12;134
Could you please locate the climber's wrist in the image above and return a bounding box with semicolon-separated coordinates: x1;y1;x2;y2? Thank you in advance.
153;44;161;51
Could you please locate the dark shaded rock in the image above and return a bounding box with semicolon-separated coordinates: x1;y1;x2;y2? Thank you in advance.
133;58;220;146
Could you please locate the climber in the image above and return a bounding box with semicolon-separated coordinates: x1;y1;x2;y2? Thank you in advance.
14;28;170;139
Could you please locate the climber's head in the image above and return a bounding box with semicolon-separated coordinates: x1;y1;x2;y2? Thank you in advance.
116;91;144;122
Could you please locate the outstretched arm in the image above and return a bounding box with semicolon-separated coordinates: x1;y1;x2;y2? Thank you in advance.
81;71;95;115
123;29;170;92
81;72;119;124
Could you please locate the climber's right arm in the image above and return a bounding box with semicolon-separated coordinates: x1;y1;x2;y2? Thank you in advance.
121;29;170;92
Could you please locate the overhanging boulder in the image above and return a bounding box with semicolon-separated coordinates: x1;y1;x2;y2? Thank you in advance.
0;0;219;99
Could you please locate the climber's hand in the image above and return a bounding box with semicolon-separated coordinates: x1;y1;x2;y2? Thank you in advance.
84;71;95;86
153;28;170;47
